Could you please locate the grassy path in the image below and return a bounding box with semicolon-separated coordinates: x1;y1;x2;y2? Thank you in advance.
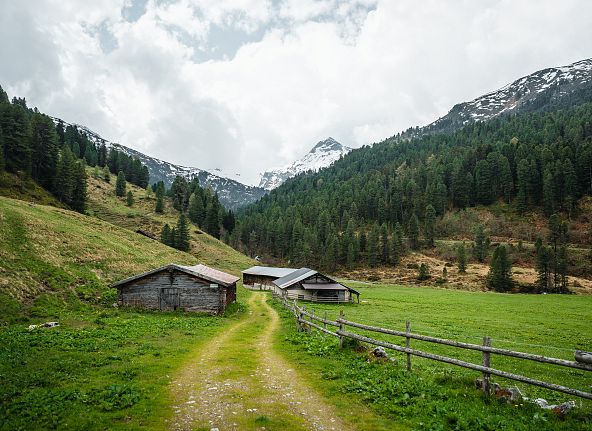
167;292;355;431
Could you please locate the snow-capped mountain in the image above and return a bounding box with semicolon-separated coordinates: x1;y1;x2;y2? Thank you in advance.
51;118;266;210
404;58;592;137
259;137;352;190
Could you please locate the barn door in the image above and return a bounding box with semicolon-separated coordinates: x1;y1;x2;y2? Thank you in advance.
160;288;180;310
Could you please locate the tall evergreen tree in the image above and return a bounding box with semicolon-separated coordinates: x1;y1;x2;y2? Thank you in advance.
155;186;164;213
408;213;420;250
473;224;488;263
71;161;87;213
175;213;190;251
535;242;552;292
457;242;467;274
188;192;205;226
0;103;31;174
126;190;134;207
367;223;380;268
161;224;172;246
487;245;513;292
30;113;58;189
424;204;436;247
115;170;126;197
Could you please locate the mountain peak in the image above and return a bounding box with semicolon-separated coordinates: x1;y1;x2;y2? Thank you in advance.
259;137;352;190
311;137;344;152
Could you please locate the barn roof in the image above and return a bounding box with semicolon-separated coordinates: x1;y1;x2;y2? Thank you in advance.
273;268;317;289
111;263;239;288
242;266;298;278
273;268;360;294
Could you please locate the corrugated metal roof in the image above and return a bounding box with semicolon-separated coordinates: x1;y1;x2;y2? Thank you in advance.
273;268;317;289
302;283;347;291
111;263;239;288
242;266;297;278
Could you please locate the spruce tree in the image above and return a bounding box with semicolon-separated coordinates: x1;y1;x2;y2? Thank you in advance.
424;204;436;247
30;113;58;190
71;161;87;213
155;187;164;213
103;165;110;182
367;223;380;267
161;224;172;246
0;128;4;172
487;245;513;292
115;170;126;197
175;213;190;251
417;263;430;281
473;224;488;263
54;147;77;205
457;242;467;273
126;190;134;206
536;243;552;292
408;213;420;250
188;192;204;226
0;103;31;174
205;201;220;239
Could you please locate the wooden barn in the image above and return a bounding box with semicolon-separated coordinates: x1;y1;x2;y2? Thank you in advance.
273;268;359;303
111;264;239;314
242;266;297;290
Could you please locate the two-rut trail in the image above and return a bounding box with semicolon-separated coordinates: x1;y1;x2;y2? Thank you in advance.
168;292;355;431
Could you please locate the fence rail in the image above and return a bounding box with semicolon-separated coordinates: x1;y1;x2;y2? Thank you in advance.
274;294;592;401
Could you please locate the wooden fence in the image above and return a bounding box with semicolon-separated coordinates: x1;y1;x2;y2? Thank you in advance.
274;293;592;400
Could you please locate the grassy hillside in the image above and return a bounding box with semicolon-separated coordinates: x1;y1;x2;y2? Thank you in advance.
0;171;65;208
274;283;592;430
0;190;254;429
86;168;253;275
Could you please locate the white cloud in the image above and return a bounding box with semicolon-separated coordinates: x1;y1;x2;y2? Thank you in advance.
1;0;591;186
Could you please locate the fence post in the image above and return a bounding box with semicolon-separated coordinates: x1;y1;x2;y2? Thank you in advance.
482;336;491;395
298;305;305;332
339;310;345;348
309;309;314;335
406;321;411;371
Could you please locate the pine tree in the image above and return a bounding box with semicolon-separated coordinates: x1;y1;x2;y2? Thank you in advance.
379;223;389;264
71;161;87;213
367;223;380;267
30;113;58;190
457;242;467;273
424;204;436;247
188;192;205;226
417;263;430;281
487;245;513;292
115;170;126;197
161;224;172;246
408;213;420;250
175;213;190;251
103;165;110;182
155;186;164;213
473;224;488;263
126;190;134;206
205;200;220;239
54;147;77;205
0;103;31;174
0;127;5;172
535;243;552;292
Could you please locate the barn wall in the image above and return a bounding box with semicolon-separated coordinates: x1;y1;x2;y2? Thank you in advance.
118;269;229;313
118;271;172;309
243;274;278;286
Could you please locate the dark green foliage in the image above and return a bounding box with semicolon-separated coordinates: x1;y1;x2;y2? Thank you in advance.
170;176;188;211
235;102;592;270
487;245;513;292
424;204;436;247
30;113;59;190
106;148;149;189
71;161;87;213
53;148;86;213
175;213;190;252
161;223;172;246
535;241;552;292
472;224;488;263
417;263;430;281
155;182;164;213
457;242;467;273
126;190;134;207
115;171;126;197
367;223;380;267
188;192;204;226
0;102;31;174
102;165;110;182
407;213;420;250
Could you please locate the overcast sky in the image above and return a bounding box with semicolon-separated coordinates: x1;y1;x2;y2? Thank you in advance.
1;0;591;185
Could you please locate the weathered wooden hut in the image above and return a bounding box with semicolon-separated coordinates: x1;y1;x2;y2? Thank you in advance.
273;268;360;303
242;266;297;289
111;264;239;314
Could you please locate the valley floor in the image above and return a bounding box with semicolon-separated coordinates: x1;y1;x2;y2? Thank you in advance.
167;292;386;431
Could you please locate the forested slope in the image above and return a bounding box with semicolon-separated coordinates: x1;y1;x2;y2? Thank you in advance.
235;102;592;286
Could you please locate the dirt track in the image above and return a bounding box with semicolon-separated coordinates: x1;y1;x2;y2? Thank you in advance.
168;292;354;431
